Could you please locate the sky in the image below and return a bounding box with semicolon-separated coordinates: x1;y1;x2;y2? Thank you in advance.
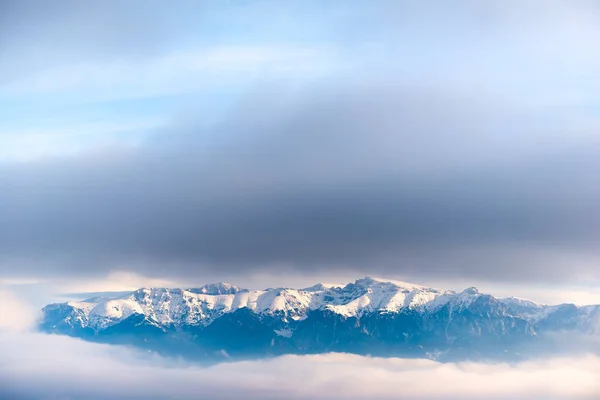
1;0;600;305
3;1;600;399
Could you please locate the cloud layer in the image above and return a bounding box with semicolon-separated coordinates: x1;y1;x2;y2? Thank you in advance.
2;331;600;400
1;1;600;286
1;82;599;284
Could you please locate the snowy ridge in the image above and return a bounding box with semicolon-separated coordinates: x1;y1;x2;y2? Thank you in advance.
40;277;600;362
43;276;600;333
45;277;457;330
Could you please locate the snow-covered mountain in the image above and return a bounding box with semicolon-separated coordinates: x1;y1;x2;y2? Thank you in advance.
40;277;600;362
44;278;455;329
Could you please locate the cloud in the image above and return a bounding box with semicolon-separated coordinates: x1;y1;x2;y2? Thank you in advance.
1;1;600;286
2;46;334;101
4;1;600;103
0;81;599;285
2;331;600;400
0;0;355;90
0;289;39;332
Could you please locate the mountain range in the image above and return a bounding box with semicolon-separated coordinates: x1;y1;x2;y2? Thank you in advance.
40;277;600;362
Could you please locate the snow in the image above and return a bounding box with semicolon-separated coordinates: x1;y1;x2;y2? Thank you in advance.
274;328;293;338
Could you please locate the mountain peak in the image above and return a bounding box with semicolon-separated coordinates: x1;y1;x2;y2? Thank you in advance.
302;283;342;292
186;282;244;295
461;286;479;295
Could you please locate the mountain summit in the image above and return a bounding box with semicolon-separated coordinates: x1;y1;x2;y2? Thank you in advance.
40;277;600;362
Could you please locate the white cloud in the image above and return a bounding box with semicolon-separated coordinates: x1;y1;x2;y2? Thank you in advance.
0;289;39;332
1;331;600;400
0;120;161;162
58;271;182;293
1;46;336;101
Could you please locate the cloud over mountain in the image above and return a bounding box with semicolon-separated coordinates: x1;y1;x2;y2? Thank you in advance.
1;82;599;284
2;1;600;286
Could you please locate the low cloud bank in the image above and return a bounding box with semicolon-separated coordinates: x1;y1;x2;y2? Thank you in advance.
1;330;599;400
0;289;39;332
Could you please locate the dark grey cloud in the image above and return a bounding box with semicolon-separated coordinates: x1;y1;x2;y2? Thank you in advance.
0;83;599;283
